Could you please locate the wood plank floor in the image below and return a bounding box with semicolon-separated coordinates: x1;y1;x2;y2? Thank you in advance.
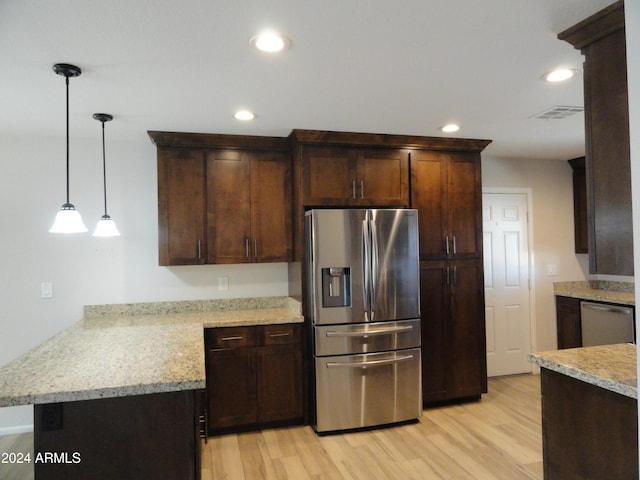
202;374;542;480
0;374;542;480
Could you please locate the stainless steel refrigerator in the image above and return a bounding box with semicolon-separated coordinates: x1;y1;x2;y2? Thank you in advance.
305;208;422;433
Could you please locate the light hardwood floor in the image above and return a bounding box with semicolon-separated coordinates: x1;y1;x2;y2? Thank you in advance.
0;374;542;480
202;374;542;480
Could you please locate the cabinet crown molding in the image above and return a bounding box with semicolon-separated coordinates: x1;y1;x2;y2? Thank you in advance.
148;131;291;151
558;0;624;50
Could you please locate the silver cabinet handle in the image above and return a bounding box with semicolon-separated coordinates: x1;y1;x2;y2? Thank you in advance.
453;265;457;285
245;238;250;259
326;354;414;368
197;240;202;260
453;235;457;255
360;180;364;199
269;332;290;338
325;325;413;337
352;180;356;199
221;336;243;341
445;235;450;255
254;239;258;258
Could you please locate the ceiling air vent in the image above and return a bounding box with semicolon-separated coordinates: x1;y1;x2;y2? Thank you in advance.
530;105;584;120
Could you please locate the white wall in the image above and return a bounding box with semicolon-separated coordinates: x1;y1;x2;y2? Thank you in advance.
0;133;289;432
481;156;589;353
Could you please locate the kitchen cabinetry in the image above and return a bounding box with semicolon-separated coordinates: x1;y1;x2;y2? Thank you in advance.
540;368;638;479
207;149;292;264
35;391;201;480
555;295;582;349
568;157;588;254
298;145;410;206
150;131;292;266
410;150;483;261
559;1;633;275
205;324;303;433
420;260;487;403
157;149;206;266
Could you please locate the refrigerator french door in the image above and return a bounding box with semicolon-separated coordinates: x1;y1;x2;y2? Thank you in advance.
305;208;422;433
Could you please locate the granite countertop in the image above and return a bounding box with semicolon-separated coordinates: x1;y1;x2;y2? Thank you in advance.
528;343;637;399
0;297;303;408
554;280;635;306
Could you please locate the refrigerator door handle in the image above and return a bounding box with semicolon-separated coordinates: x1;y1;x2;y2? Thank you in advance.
370;218;379;319
362;219;371;320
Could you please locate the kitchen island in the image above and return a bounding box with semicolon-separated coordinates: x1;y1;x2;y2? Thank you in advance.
528;343;638;480
0;296;302;479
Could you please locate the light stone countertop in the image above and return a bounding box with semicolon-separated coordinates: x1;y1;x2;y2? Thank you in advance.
528;343;637;399
0;297;303;407
554;281;635;306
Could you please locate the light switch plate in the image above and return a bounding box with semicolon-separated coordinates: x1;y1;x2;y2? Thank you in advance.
41;282;53;299
546;264;558;276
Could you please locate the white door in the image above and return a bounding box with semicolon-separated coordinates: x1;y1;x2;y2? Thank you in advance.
482;192;532;376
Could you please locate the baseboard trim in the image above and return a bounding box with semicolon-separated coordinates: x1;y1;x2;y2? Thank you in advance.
0;424;34;436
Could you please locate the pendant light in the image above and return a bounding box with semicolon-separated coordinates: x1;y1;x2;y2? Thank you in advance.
92;113;120;237
49;63;88;233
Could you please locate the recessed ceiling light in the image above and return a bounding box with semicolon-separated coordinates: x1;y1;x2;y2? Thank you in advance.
440;124;460;133
234;110;255;121
542;68;578;83
250;32;290;53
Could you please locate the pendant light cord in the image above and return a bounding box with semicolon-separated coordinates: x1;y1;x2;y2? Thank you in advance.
65;75;70;206
101;120;108;216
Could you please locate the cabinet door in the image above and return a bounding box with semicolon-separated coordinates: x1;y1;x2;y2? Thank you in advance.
250;152;293;262
256;343;303;423
555;295;582;349
206;347;257;430
447;153;482;259
411;151;448;260
206;150;251;264
157;149;206;266
301;146;356;205
420;261;449;402
448;260;487;398
355;149;409;206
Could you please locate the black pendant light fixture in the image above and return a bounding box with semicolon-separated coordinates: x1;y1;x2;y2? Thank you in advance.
92;113;120;237
49;63;88;233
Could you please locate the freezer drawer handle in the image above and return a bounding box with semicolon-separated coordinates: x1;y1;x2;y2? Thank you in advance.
269;332;290;338
326;354;414;368
582;303;631;315
325;325;413;337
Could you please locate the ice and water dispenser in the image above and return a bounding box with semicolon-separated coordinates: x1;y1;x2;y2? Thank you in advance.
321;267;351;307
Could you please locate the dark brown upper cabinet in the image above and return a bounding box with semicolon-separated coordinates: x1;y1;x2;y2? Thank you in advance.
150;131;292;266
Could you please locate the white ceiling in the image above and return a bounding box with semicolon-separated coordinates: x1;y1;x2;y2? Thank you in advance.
0;0;619;160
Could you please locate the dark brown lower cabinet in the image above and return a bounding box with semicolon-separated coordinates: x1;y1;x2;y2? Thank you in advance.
206;324;303;434
555;295;582;349
420;260;487;404
34;390;201;480
541;368;638;479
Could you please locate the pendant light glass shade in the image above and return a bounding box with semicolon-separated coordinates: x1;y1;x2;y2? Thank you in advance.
49;63;87;234
49;204;88;233
93;215;120;237
92;113;120;237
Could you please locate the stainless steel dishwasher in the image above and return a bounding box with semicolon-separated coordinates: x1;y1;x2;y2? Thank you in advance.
580;301;635;346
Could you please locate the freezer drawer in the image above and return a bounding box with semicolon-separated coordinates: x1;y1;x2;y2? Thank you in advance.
314;319;421;356
314;348;422;433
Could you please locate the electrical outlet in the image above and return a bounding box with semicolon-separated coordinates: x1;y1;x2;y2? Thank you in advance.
218;277;229;291
546;264;558;276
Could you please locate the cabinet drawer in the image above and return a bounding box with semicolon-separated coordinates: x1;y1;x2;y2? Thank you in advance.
206;327;256;349
259;324;301;346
